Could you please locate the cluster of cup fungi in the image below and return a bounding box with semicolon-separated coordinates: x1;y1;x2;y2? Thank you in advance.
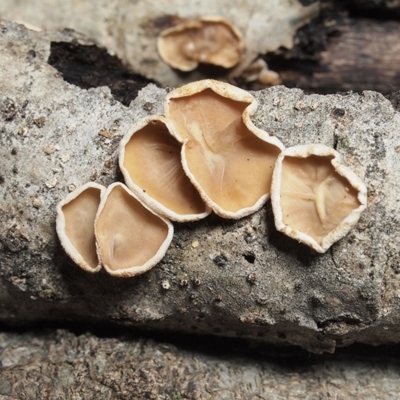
56;79;367;278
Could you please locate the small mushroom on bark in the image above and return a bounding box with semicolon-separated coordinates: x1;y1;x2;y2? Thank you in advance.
94;183;173;277
56;182;105;273
157;16;243;71
271;144;367;253
165;79;284;219
119;115;210;222
239;59;282;87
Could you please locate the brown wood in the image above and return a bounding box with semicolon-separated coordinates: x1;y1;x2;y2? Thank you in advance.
267;18;400;94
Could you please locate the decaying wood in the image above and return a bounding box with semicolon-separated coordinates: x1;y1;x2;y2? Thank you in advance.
346;0;400;18
266;18;400;94
2;1;400;95
1;21;400;354
2;2;400;396
1;328;400;399
0;0;319;87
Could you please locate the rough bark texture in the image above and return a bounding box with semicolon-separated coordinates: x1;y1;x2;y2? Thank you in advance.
266;17;400;94
1;21;400;354
1;328;400;399
4;0;400;95
0;0;319;87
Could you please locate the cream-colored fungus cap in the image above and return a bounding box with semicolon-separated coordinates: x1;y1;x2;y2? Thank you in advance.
56;182;106;273
271;144;367;253
94;183;173;277
119;115;210;222
165;79;285;219
157;16;243;71
240;59;282;87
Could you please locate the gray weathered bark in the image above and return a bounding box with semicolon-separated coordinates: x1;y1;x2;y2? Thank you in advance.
4;0;400;95
1;21;400;354
0;0;319;87
1;329;400;399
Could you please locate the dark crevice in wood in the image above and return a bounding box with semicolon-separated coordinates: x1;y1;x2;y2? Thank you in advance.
2;320;400;364
48;41;157;106
340;0;400;21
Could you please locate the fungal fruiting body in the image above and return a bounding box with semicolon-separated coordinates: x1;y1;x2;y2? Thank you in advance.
119;115;210;222
56;182;173;277
56;182;105;272
57;80;368;277
94;182;174;277
240;59;282;87
271;144;367;253
165;79;284;219
157;17;243;71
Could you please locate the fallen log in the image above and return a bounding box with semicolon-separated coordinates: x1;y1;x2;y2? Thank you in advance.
1;21;400;353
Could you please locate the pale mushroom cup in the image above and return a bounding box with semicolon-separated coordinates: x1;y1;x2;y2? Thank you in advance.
157;16;243;71
271;144;367;253
56;182;106;273
165;79;285;219
94;182;174;277
119;115;210;222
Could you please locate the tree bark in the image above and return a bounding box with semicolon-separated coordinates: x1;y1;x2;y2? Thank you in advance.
1;21;400;354
1;328;400;399
265;17;400;94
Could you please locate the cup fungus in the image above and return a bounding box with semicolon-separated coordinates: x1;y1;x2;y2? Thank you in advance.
240;59;282;87
157;16;243;71
271;144;367;253
165;79;285;219
119;115;210;222
56;182;105;273
94;182;173;277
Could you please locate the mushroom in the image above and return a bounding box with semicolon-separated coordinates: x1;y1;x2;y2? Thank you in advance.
119;115;210;222
240;59;282;87
157;16;243;71
270;144;367;253
94;182;173;277
165;79;285;218
56;182;105;273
